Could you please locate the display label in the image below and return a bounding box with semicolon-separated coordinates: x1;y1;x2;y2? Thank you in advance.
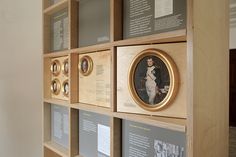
79;110;110;157
51;9;68;51
79;0;110;47
51;104;69;148
123;120;186;157
123;0;186;39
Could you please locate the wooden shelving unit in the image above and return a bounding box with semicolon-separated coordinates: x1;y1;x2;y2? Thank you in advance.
42;0;229;157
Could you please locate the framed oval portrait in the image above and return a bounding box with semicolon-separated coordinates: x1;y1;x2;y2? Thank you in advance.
62;58;69;76
128;48;179;111
78;55;93;76
51;79;61;95
50;60;61;76
62;79;69;97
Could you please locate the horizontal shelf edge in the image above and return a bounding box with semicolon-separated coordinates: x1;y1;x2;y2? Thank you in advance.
43;50;71;58
70;103;186;132
44;141;69;157
70;103;113;117
113;112;186;132
43;29;186;56
113;29;187;47
43;0;68;15
44;98;70;107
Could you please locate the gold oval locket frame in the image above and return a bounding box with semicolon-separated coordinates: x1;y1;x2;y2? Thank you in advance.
50;60;61;76
62;58;69;76
51;79;61;95
78;55;93;76
62;79;69;97
128;48;179;111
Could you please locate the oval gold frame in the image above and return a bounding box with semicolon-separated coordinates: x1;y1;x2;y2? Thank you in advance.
50;59;61;76
62;58;69;76
78;55;93;76
51;79;61;95
128;48;179;111
62;79;69;97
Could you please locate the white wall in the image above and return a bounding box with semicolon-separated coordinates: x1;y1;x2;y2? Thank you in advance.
230;27;236;49
0;0;42;157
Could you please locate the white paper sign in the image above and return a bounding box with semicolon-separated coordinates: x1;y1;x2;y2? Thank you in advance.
97;124;110;156
63;114;69;135
53;111;62;139
155;0;173;18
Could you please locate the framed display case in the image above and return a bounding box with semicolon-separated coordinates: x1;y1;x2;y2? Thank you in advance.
42;0;229;157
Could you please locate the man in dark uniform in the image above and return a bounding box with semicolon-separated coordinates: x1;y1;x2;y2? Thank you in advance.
145;57;161;105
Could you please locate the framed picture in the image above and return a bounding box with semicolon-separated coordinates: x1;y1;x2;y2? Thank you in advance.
62;58;69;76
128;48;179;111
62;79;69;97
51;79;61;95
79;55;93;76
50;59;61;76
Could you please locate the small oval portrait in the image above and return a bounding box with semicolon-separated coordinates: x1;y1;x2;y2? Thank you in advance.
62;80;69;97
129;49;178;111
62;58;69;76
50;60;61;76
79;55;93;76
51;79;61;95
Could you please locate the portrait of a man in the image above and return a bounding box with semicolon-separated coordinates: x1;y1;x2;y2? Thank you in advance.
133;54;170;106
63;81;69;96
79;55;93;76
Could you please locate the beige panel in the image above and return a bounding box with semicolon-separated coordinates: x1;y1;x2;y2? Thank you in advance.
79;50;111;108
117;43;187;118
187;0;229;156
51;56;70;100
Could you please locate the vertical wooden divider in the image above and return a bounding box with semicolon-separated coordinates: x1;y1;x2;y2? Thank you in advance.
187;0;229;157
44;103;52;143
69;108;79;157
68;0;78;49
43;15;51;53
69;53;78;104
110;0;123;42
110;118;122;157
44;57;52;99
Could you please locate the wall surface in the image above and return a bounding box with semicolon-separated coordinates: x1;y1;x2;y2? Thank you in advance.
230;0;236;49
0;0;42;157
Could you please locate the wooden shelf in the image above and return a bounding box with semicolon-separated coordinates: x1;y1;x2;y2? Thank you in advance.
44;49;71;58
44;141;69;157
44;98;70;107
44;0;68;15
44;29;186;56
113;29;186;47
70;103;113;117
114;112;186;132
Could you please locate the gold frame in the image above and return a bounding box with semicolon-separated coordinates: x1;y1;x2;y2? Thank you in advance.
50;59;61;76
62;58;69;76
128;48;179;111
51;78;61;95
62;79;69;97
78;55;93;76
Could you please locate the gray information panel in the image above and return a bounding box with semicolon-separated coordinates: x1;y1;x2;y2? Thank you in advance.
51;9;68;51
50;0;61;5
123;120;186;157
79;110;111;157
123;0;186;39
51;104;69;148
79;0;110;47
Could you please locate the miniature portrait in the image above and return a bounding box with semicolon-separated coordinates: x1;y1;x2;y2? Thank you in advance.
51;79;60;95
51;60;60;76
129;49;178;111
79;56;93;76
134;55;170;105
63;59;69;75
63;81;69;96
